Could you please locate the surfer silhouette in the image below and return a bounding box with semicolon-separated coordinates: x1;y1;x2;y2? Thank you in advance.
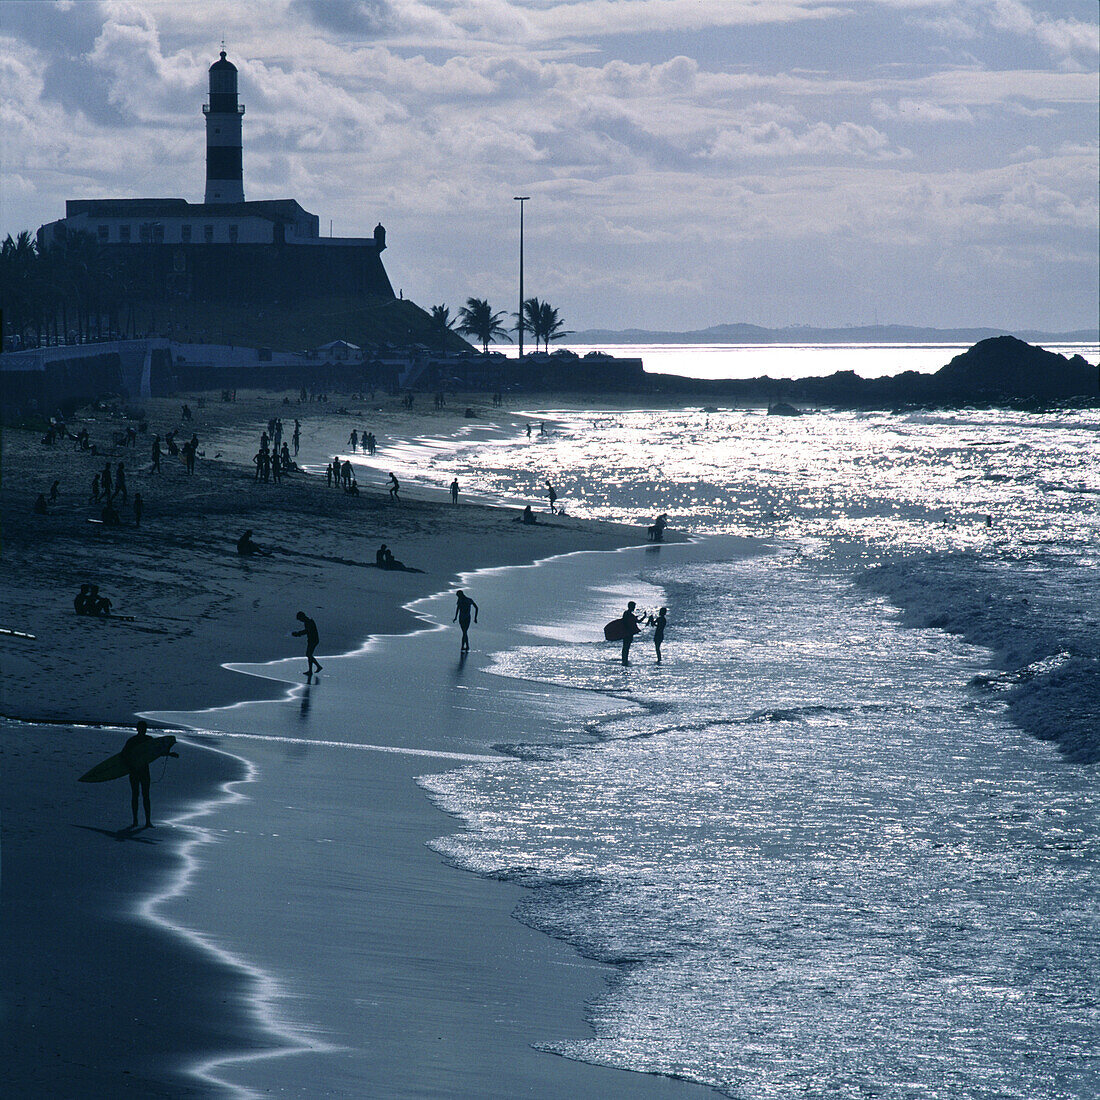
620;601;642;665
121;721;154;828
453;590;479;652
293;611;323;677
654;606;667;664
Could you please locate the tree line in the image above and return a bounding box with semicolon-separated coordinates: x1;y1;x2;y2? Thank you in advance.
0;229;148;349
431;297;570;355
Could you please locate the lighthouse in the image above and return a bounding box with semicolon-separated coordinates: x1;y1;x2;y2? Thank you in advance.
203;50;244;204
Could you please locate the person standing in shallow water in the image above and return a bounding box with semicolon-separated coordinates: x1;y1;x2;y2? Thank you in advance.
450;478;459;504
293;611;323;677
620;600;642;665
653;606;667;664
453;590;479;652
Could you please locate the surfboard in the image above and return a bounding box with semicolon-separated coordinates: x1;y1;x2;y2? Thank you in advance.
603;618;641;642
79;735;177;783
0;627;36;640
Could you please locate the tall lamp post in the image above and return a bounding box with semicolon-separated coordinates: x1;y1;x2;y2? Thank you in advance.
514;196;530;358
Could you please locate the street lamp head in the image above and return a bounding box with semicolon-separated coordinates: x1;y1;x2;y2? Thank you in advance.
513;195;530;201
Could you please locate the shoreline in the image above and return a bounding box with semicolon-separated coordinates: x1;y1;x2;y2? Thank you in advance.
1;391;716;1098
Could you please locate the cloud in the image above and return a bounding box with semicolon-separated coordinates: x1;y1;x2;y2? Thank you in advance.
288;0;394;37
871;97;976;123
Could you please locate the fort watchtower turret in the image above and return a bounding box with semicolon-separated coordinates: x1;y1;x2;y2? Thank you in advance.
203;50;245;203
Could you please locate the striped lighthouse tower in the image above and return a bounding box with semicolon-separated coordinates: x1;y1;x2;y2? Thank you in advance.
203;50;244;204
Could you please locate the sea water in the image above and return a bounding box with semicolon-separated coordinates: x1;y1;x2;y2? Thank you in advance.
410;405;1098;1097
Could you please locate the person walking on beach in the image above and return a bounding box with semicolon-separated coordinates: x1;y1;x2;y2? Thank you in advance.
453;590;479;652
653;606;667;664
293;611;323;678
114;463;127;504
349;429;359;452
388;472;400;502
292;421;300;456
619;601;642;665
121;721;155;829
546;479;558;514
450;478;459;504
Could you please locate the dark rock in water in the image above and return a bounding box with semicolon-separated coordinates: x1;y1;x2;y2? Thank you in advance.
931;335;1097;402
767;401;801;416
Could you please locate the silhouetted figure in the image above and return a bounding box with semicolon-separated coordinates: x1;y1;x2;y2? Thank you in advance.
114;463;127;504
133;492;143;527
619;601;642;665
151;435;162;472
341;460;352;489
376;544;389;568
281;443;292;471
237;529;270;557
34;493;48;515
453;590;479;652
654;607;667;664
101;500;121;525
326;463;333;487
648;514;668;541
182;403;192;421
271;450;281;484
516;504;538;525
183;439;196;475
292;421;301;456
88;584;111;616
75;584;92;614
101;463;112;498
450;478;459;504
91;473;101;503
49;479;60;502
293;611;323;677
121;721;157;828
388;473;400;502
166;431;179;457
525;423;531;438
546;480;558;514
349;429;359;451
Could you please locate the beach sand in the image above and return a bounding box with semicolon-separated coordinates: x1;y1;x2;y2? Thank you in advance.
1;393;718;1097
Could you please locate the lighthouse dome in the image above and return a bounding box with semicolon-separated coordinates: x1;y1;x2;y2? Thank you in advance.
209;50;236;73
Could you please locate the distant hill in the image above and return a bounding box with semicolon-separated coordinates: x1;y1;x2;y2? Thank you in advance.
643;336;1098;407
571;323;1099;345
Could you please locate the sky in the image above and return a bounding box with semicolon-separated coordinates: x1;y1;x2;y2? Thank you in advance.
1;0;1097;333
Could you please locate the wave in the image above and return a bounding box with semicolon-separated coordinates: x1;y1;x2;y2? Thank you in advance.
859;551;1099;763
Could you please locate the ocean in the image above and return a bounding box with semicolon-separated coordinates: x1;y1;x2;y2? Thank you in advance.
409;401;1099;1096
156;347;1098;1097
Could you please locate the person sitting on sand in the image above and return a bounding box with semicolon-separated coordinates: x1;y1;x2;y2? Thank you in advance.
236;529;271;557
88;585;112;617
293;611;323;678
453;590;479;652
514;504;538;525
101;500;121;525
74;583;92;614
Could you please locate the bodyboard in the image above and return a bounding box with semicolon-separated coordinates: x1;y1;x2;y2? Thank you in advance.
603;618;641;642
79;735;176;782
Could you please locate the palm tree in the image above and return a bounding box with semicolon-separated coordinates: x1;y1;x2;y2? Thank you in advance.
517;297;543;352
538;301;570;352
457;297;512;355
430;304;456;352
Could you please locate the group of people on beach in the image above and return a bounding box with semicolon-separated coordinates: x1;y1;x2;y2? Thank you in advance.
346;429;377;455
616;601;668;665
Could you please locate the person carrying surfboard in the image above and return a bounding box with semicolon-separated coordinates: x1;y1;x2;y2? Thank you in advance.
121;721;155;829
619;601;643;665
